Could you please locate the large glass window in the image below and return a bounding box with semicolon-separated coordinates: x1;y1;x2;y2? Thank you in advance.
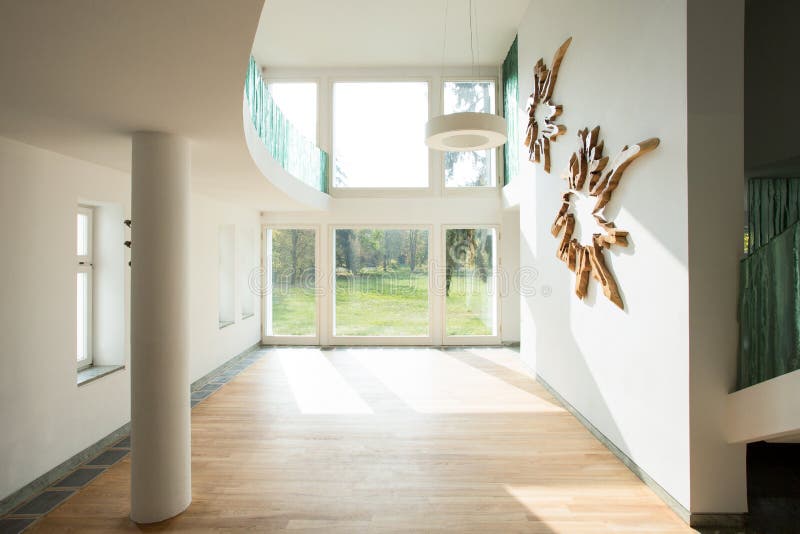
445;228;497;336
443;81;496;187
266;228;317;337
267;82;317;143
334;228;429;336
333;82;429;188
76;207;93;368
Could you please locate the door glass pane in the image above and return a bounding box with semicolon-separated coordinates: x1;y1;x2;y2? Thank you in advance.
333;82;429;188
445;228;497;336
334;229;429;336
268;229;316;336
77;272;88;362
444;81;496;187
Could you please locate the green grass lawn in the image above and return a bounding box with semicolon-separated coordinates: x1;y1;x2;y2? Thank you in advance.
270;271;494;337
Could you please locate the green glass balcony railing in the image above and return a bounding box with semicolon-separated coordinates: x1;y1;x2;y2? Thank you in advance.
737;177;800;389
244;56;329;193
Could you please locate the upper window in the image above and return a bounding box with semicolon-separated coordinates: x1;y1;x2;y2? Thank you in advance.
443;81;497;188
76;206;93;368
333;82;429;189
268;82;318;143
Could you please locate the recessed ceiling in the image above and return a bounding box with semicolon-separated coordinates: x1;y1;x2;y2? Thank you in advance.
253;0;530;68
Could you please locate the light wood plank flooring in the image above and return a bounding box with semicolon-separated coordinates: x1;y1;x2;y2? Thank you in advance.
29;347;691;533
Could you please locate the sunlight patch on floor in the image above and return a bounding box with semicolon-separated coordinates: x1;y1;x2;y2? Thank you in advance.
353;348;563;414
280;349;373;414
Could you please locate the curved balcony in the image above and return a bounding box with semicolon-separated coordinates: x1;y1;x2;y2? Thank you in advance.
244;56;330;207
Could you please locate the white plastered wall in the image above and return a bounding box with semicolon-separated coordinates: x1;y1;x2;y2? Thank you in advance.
0;137;262;500
189;193;261;382
0;137;131;500
518;0;746;515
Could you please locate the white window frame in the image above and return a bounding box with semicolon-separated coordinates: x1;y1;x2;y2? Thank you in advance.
441;77;501;192
262;225;321;345
441;224;501;345
330;78;433;196
76;206;93;369
329;224;434;345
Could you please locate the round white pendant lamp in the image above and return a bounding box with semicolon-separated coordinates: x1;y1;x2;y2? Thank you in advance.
426;112;507;152
425;0;507;152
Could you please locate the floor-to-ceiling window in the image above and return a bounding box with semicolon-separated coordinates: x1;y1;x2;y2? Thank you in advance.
265;227;318;342
332;228;430;339
444;227;498;339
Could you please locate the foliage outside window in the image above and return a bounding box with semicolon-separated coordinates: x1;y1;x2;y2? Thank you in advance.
333;82;429;188
267;229;316;336
444;81;496;188
334;229;429;336
445;228;497;336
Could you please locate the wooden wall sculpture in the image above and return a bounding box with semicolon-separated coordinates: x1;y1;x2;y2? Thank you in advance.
551;126;659;309
524;37;571;173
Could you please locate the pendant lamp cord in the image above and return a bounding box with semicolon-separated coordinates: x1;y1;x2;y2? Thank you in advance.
469;0;475;77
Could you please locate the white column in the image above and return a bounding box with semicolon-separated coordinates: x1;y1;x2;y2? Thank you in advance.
130;132;191;523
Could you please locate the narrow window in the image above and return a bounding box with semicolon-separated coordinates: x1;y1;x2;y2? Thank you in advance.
240;228;256;320
76;206;93;368
219;225;236;329
265;228;317;337
444;228;498;336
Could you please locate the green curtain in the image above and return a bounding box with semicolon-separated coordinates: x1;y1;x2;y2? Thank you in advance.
747;177;800;253
244;57;329;193
502;36;519;186
738;220;800;389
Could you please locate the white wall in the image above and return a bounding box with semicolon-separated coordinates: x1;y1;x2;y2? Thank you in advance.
189;193;261;382
0;137;131;500
501;207;520;343
687;0;747;514
0;138;263;501
518;0;746;516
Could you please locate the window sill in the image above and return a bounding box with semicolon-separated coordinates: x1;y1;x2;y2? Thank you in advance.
219;321;235;330
241;313;255;320
77;365;125;387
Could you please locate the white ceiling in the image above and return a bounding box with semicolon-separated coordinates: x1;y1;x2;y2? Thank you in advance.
0;0;319;210
253;0;530;68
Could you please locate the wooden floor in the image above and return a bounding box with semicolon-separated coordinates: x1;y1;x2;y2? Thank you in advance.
30;347;691;533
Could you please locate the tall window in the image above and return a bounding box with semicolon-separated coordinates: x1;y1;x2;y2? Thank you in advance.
219;225;236;329
443;81;497;187
76;206;93;368
267;82;318;143
333;82;429;188
444;228;497;336
265;228;317;337
333;228;429;337
240;228;256;320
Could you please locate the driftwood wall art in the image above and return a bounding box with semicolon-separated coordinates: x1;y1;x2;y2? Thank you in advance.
524;37;571;173
551;127;659;309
